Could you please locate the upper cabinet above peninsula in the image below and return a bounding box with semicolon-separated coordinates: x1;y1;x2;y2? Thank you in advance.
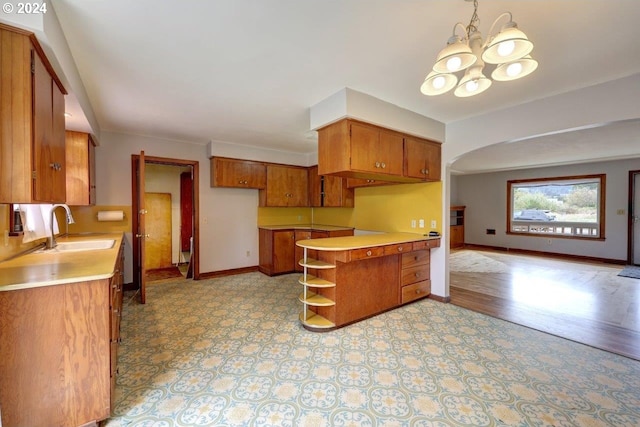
317;118;441;184
0;24;68;203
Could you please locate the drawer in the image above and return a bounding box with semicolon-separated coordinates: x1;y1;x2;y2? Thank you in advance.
412;239;441;250
383;243;413;255
401;264;430;286
401;280;431;304
350;246;384;261
401;250;429;268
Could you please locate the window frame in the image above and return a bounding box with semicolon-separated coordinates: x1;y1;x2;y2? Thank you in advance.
506;174;606;240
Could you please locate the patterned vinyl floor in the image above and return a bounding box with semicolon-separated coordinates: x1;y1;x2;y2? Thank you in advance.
105;272;640;426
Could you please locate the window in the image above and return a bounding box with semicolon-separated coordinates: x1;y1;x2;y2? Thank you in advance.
507;174;605;239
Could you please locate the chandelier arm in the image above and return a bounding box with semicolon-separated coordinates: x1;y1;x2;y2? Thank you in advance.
482;11;513;48
452;22;469;42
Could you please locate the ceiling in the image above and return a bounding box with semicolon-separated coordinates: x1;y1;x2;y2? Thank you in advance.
52;0;640;172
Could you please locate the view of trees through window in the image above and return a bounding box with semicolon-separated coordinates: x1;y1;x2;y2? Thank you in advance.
512;180;599;223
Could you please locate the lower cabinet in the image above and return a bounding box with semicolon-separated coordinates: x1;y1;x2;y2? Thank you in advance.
400;250;431;304
259;227;354;276
0;243;124;427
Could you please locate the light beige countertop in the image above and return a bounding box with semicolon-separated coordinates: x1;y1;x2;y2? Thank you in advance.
0;233;124;292
296;232;439;251
258;224;354;231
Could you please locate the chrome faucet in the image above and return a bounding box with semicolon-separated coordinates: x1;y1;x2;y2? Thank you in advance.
48;204;75;249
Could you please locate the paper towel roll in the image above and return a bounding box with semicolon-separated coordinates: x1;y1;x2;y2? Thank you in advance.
97;210;125;222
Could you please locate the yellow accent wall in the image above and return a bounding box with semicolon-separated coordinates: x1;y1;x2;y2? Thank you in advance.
258;182;442;234
257;207;312;226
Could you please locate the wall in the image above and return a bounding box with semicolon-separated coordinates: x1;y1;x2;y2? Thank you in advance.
314;182;442;234
455;158;639;261
95;131;261;283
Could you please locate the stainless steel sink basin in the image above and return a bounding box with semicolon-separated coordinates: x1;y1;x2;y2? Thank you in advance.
40;239;116;253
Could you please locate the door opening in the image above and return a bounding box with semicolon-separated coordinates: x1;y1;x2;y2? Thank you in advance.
132;154;200;303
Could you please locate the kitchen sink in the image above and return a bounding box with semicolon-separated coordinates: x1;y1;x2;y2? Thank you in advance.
39;239;116;253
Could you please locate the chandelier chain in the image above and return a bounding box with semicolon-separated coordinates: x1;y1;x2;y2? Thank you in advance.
466;0;480;37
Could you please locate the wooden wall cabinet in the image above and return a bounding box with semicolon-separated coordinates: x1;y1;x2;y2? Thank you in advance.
0;24;67;203
404;137;441;181
210;157;266;189
259;164;309;207
317;118;442;185
308;165;354;207
65;131;97;206
450;206;466;248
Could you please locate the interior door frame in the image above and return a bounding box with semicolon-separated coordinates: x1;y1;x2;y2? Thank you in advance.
132;155;200;293
628;169;640;265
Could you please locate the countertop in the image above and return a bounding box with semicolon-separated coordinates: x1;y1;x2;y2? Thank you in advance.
0;233;124;292
258;224;354;231
296;232;439;251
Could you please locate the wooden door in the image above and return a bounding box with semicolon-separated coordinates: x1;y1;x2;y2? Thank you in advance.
180;171;193;252
144;192;172;270
135;151;148;303
273;230;295;273
350;122;379;173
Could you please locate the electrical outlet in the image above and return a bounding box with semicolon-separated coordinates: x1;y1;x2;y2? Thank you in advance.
246;250;250;257
418;219;425;228
411;219;417;228
617;209;625;215
431;220;437;229
547;239;552;245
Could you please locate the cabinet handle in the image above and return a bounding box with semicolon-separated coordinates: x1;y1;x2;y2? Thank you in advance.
366;250;372;256
49;162;62;171
375;162;380;168
398;247;403;252
416;289;421;294
415;272;420;278
381;162;386;169
414;256;419;261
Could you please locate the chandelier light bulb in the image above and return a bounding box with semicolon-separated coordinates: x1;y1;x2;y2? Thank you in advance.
466;79;479;92
432;76;446;89
497;40;515;57
446;56;462;72
506;62;522;77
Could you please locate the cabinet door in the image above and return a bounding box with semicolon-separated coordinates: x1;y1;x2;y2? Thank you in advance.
350;122;380;173
211;157;266;189
33;51;65;203
308;165;322;207
65;131;94;206
322;174;354;207
0;29;32;203
378;130;403;176
404;137;441;181
273;230;295;273
265;165;308;207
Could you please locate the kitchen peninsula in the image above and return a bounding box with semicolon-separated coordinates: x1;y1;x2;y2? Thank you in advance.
296;232;440;331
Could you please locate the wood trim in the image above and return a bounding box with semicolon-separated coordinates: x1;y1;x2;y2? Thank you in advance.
506;173;606;239
462;243;627;265
198;266;259;279
428;294;451;303
628;170;639;264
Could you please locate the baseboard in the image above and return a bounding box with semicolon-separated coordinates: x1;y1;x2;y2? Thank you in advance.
463;244;627;265
198;265;259;279
429;294;451;303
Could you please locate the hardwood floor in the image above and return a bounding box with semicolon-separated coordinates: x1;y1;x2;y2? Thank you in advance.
449;248;640;361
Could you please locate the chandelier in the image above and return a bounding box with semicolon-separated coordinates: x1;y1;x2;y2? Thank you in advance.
420;0;537;97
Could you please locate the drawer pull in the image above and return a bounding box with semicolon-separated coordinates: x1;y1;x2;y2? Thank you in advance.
398;247;403;252
414;256;419;261
415;273;420;278
366;250;372;256
416;289;421;294
381;162;386;169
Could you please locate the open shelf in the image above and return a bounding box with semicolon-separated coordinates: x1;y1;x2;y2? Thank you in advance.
298;274;336;288
298;258;335;269
299;291;336;306
299;310;335;329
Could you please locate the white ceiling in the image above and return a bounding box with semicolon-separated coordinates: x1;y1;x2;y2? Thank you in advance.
52;0;640;171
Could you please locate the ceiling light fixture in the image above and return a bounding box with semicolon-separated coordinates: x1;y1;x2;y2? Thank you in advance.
420;0;537;97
